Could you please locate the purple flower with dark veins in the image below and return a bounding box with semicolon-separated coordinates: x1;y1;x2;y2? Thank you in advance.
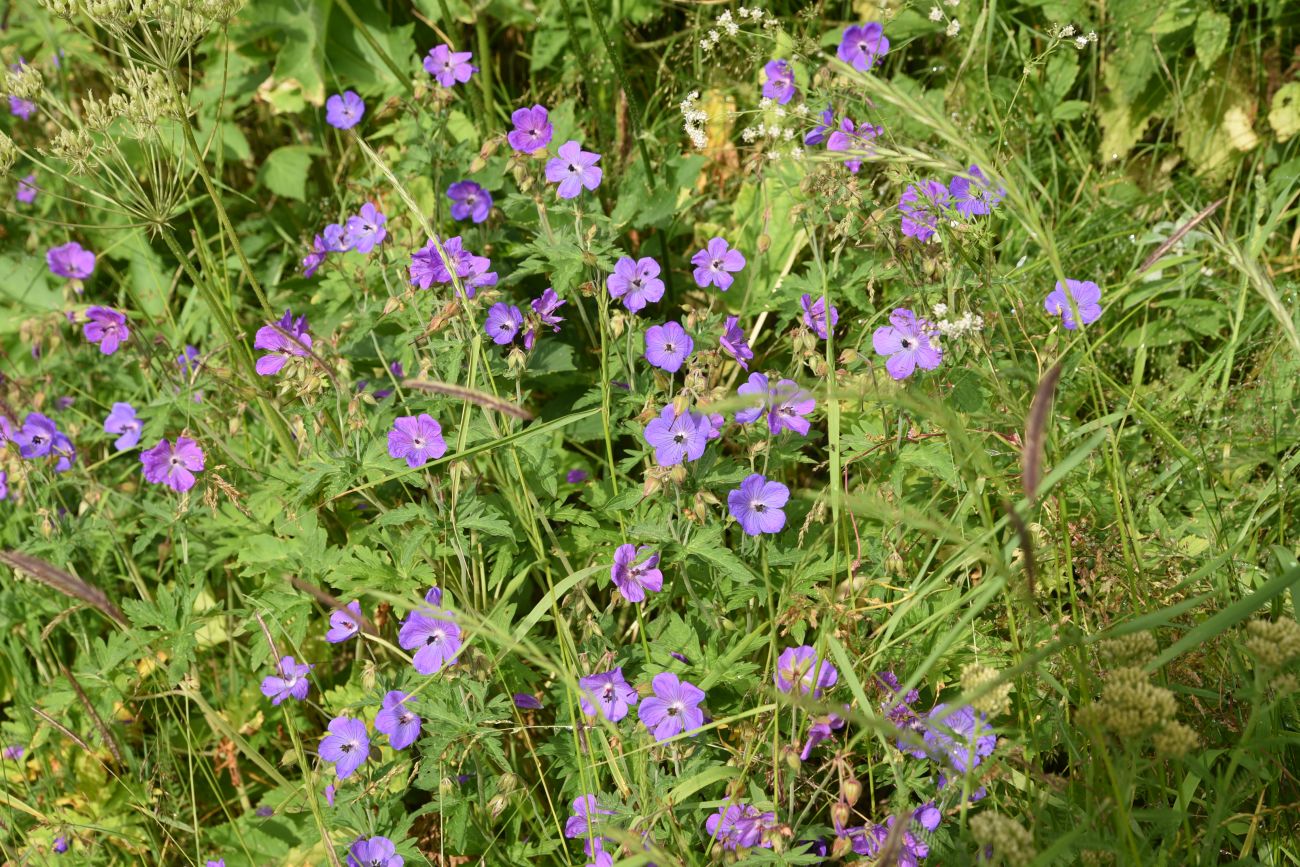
800;711;846;760
949;165;1005;217
642;405;710;466
719;316;753;369
83;306;129;355
899;180;950;242
140;437;205;492
347;836;403;867
805;106;835;145
545;141;603;199
447;180;493;224
344;202;387;254
398;593;462;675
260;655;312;705
873;308;943;380
705;803;776;850
826;118;881;173
579;668;638;722
508;104;553;154
691;238;746;291
485;303;523;345
319;716;369;779
638;672;706;741
913;703;997;773
800;294;839;340
103;402;142;451
9;95;35;120
16;413;58;459
1044;279;1103;330
531;288;566;332
774;645;838;696
387;414;447;468
326;601;364;643
610;543;663;603
606;256;665;313
254;310;312;376
325;91;365;130
47;242;95;280
762;59;797;104
17;174;37;204
424;44;477;88
644;321;694;373
727;474;789;536
734;373;816;436
837;23;890;71
375;690;423;750
565;794;615;846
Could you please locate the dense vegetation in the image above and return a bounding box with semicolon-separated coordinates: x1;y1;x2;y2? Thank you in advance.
2;0;1299;864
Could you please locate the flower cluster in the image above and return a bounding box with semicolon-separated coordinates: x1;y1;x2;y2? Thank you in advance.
302;202;388;276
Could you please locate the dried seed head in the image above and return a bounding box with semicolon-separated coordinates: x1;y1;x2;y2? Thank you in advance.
970;812;1037;866
5;62;44;101
961;663;1014;717
1243;618;1300;670
0;131;16;175
1152;720;1198;759
1097;631;1159;668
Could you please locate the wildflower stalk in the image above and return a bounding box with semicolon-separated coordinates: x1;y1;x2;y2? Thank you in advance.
167;76;274;319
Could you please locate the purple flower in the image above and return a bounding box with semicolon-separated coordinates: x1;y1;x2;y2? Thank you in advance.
344;202;387;254
319;717;370;780
9;95;35;120
0;470;7;501
734;373;815;436
16;412;58;459
323;223;349;252
424;44;477;87
531;287;566;332
775;646;838;696
485;303;523;345
409;236;495;296
2;745;23;760
719;316;753;369
566;469;589;484
837;22;890;71
579;668;638;722
912;703;997;772
387;414;447;468
325;91;365;130
398;600;462;675
644;321;694;373
800;711;846;759
177;345;201;375
762;59;797;104
375;690;423;750
347;836;403;867
254;309;312;376
872;308;943;380
545;140;603;199
508;104;554;153
727;474;789;536
103;402;142;451
513;693;544;710
140;437;205;492
53;836;68;854
848;818;928;865
324;785;336;807
51;431;75;473
800;293;839;340
606;256;665;313
17;173;37;204
565;794;615;841
691;237;746;291
302;234;329;277
949;165;1005;217
805;106;835;145
899;180;950;242
826;118;881;173
914;802;942;832
705;803;776;850
47;242;95;280
83;306;129;354
327;601;364;643
1044;279;1103;330
638;672;706;741
610;544;663;603
447;180;493;224
642;405;709;466
260;655;312;706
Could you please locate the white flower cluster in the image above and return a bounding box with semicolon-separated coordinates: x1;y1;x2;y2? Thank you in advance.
680;91;709;149
929;2;962;37
1050;23;1098;49
701;6;777;51
932;304;984;339
740;123;797;143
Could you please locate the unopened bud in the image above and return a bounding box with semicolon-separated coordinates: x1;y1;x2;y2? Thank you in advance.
757;233;771;253
669;463;688;486
842;777;863;805
830;799;851;831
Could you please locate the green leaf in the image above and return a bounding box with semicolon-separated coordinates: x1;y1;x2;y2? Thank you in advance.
1193;11;1230;68
258;145;321;201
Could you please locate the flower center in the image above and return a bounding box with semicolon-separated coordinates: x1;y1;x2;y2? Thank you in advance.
412;437;426;450
399;712;414;725
751;499;767;513
672;432;687;444
662;342;675;353
900;337;915;350
667;702;682;717
340;742;354;753
711;258;722;270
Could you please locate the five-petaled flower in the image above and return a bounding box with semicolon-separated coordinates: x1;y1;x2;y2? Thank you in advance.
327;601;364;643
727;473;790;536
639;672;706;741
319;716;370;780
83;306;129;354
447;180;493;223
375;690;423;750
485;303;524;345
899;180;950;242
872;308;943;380
346;836;403;867
325;91;365;130
691;238;746;291
705;803;776;851
800;294;839;340
424;45;477;88
837;23;890;71
775;646;839;696
47;242;95;280
508;104;554;153
254;310;313;376
950;164;1005;217
826;118;881;173
579;668;639;722
103;402;142;451
545;141;603;199
260;655;312;705
735;373;816;436
607;256;665;313
140;437;205;492
610;544;664;603
644;321;694;373
387;414;448;468
643;405;710;466
344;202;387;254
762;59;797;104
398;590;462;675
1044;279;1102;330
719;315;754;369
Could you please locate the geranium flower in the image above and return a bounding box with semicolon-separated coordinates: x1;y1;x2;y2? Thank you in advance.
727;474;789;536
762;59;797;104
690;237;746;291
447;180;492;223
775;646;838;696
260;655;312;705
642;405;709;466
800;293;839;340
140;437;205;492
610;544;663;603
344;202;387;254
398;596;461;675
638;672;706;741
949;164;1005;217
83;306;129;354
387;414;447;468
326;601;364;643
375;690;423;750
826;118;881;173
579;668;638;722
899;180;950;242
346;836;403;867
545;141;603;199
325;91;364;129
254;309;312;376
1044;279;1102;330
319;717;369;779
103;402;142;451
47;242;95;279
424;45;477;87
837;23;889;71
734;373;815;436
644;321;693;373
508;104;553;153
872;308;942;380
606;256;665;313
485;303;523;345
719;315;753;369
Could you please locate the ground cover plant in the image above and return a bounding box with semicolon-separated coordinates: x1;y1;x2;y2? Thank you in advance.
2;0;1300;863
